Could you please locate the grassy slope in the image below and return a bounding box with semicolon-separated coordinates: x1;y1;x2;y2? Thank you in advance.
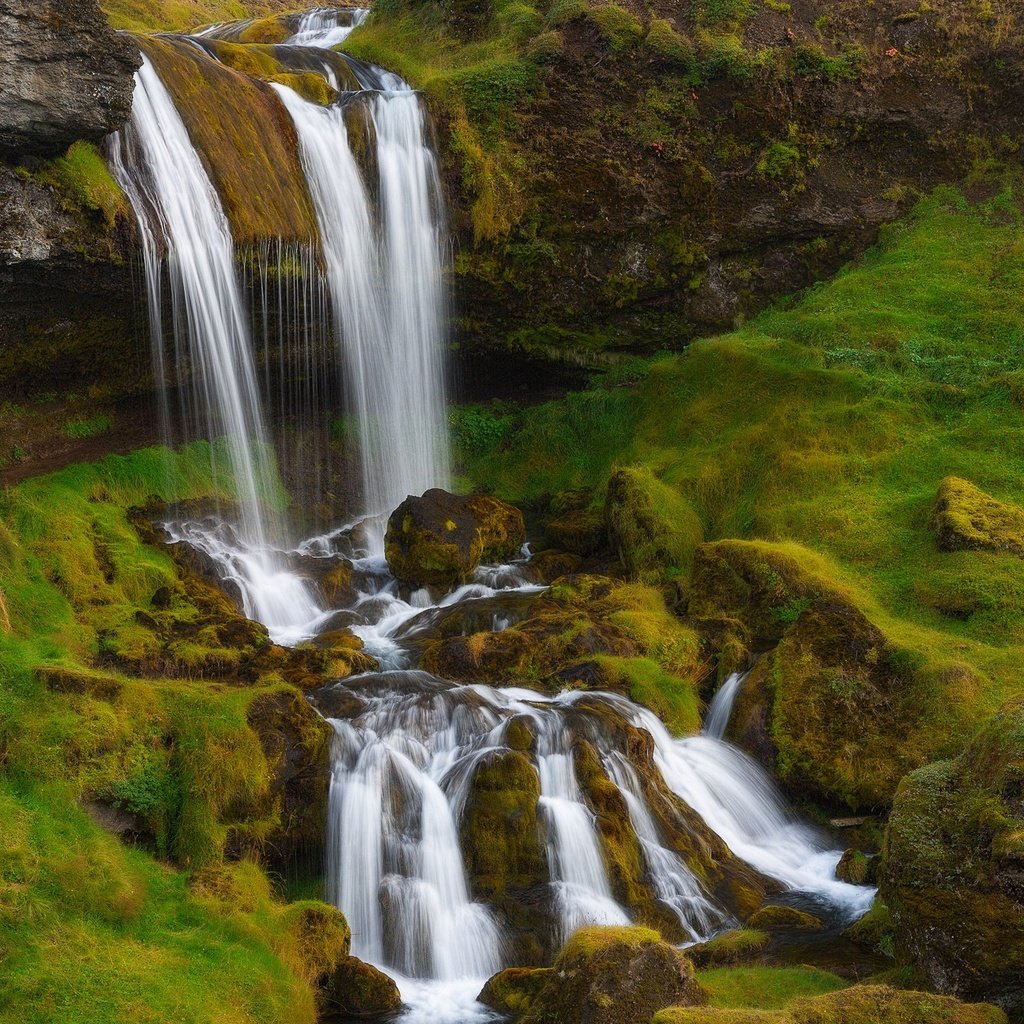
100;0;300;33
0;446;325;1024
458;182;1024;737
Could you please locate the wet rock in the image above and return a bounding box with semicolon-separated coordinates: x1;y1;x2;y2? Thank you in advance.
511;925;705;1024
0;0;140;159
747;904;823;932
246;688;332;869
605;466;703;581
527;548;584;583
880;697;1024;1018
385;488;525;588
545;507;605;557
325;955;402;1018
836;849;877;886
459;749;552;963
479;967;553;1017
930;476;1024;557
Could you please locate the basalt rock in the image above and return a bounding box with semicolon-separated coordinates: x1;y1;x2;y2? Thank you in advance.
880;698;1024;1019
0;0;140;160
384;488;525;588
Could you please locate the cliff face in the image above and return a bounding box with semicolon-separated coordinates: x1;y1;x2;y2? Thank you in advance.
0;0;140;160
345;0;1024;363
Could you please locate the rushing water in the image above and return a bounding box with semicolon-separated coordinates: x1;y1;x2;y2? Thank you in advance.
107;11;874;1022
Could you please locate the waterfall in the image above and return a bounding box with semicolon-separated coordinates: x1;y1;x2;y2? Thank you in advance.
273;33;451;546
703;670;747;741
108;55;322;643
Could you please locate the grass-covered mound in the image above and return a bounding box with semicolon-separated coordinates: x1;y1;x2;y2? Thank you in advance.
100;0;297;33
457;183;1024;809
0;445;348;1023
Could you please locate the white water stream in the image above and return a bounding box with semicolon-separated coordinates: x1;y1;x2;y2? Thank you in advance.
108;12;874;1022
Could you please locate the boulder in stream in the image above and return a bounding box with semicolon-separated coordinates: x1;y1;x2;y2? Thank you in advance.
481;925;705;1024
325;955;402;1018
384;488;525;588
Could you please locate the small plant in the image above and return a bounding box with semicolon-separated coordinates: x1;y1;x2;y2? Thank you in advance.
757;140;802;178
645;18;694;65
63;414;112;439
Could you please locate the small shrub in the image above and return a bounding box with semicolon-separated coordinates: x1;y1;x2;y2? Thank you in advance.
525;28;564;62
546;0;588;26
757;140;802;178
791;42;863;81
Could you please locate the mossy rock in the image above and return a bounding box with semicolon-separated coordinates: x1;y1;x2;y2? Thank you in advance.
746;904;823;932
278;900;351;984
654;984;1006;1023
930;477;1024;557
836;849;876;886
141;35;316;244
606;466;704;581
546;506;606;557
586;3;643;52
688;928;770;968
528;548;584;583
384;488;525;587
326;955;402;1017
517;926;705;1024
880;697;1024;1018
236;14;293;44
645;18;693;66
479;966;553;1017
689;540;967;809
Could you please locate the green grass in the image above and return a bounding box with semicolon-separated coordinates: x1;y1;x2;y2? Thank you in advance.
697;966;847;1009
62;414;113;439
460;182;1024;766
0;444;331;1023
99;0;294;33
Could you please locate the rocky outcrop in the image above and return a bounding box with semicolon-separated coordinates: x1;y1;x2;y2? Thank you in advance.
482;926;705;1024
384;488;525;588
0;0;139;160
880;698;1024;1019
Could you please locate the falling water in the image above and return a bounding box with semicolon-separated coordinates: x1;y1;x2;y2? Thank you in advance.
703;670;747;741
273;23;451;545
108;56;322;642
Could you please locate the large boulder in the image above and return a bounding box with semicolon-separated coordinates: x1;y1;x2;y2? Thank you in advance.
325;956;402;1018
880;698;1024;1019
384;488;525;588
0;0;140;159
482;926;705;1024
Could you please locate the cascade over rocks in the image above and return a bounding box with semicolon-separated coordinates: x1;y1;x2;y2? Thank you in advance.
880;697;1024;1018
0;0;140;160
384;488;525;588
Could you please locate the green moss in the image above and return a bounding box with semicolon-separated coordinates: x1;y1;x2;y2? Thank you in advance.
746;904;823;931
37;142;129;228
645;19;694;66
689;929;770;968
930;476;1024;556
586;4;644;52
696;966;846;1009
606;465;704;581
99;0;291;33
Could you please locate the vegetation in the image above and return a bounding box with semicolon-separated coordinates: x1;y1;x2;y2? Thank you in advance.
0;445;337;1023
695;965;846;1009
459;184;1024;806
99;0;296;33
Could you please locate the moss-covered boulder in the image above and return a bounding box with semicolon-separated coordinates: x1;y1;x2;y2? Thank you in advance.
504;926;705;1024
384;488;525;588
326;956;402;1018
605;466;703;581
687;928;770;968
546;507;606;557
880;698;1024;1018
930;477;1024;557
689;540;970;809
654;985;1007;1024
746;904;823;932
836;849;876;885
459;748;552;962
479;966;553;1017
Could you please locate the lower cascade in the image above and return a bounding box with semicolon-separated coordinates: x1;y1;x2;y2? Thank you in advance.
100;8;877;1023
